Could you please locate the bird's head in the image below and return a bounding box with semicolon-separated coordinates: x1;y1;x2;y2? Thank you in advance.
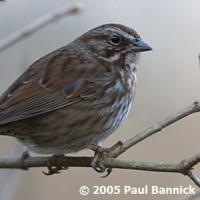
76;23;152;62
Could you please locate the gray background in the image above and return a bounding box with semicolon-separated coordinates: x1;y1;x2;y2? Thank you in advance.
0;0;200;199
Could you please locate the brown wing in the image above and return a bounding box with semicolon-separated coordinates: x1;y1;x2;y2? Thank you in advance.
0;47;94;125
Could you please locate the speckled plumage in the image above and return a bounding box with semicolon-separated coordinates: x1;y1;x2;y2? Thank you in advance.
0;24;151;154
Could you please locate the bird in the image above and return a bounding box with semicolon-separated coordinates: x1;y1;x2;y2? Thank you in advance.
0;24;151;173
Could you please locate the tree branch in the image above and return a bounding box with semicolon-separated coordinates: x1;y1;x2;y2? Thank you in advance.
0;152;199;172
187;170;200;188
0;101;200;187
185;190;200;200
0;3;82;52
0;152;200;185
110;101;200;157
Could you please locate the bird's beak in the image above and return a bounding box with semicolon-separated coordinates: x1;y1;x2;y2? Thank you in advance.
133;38;152;52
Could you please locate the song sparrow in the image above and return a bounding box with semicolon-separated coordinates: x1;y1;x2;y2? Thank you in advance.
0;24;151;159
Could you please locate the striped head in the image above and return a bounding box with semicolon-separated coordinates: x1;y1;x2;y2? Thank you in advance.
75;23;152;63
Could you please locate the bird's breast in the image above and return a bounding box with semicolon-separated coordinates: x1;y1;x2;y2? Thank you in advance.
97;69;137;140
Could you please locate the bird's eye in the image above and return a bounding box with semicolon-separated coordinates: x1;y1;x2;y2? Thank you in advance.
109;34;122;45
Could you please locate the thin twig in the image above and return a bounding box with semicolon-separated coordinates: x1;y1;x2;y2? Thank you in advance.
111;101;200;157
0;3;82;52
187;170;200;188
185;190;200;200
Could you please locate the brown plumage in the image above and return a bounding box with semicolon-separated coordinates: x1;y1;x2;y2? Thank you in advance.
0;24;151;154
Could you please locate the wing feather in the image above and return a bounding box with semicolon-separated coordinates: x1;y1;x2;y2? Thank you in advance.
0;44;112;125
0;90;80;125
0;47;95;125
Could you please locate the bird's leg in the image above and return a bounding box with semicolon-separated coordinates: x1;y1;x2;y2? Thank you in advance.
90;145;106;172
89;141;123;177
42;154;68;176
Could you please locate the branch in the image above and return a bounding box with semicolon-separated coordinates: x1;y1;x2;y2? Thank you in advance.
0;102;200;187
185;190;200;200
187;170;200;187
0;3;82;52
111;101;200;157
0;152;200;184
0;152;199;172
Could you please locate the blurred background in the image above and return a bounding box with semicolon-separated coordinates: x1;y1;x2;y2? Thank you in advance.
0;0;200;199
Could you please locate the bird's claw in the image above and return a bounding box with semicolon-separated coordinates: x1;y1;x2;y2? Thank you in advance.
90;140;123;177
91;154;112;178
42;165;65;176
101;168;112;178
93;163;112;178
42;154;68;176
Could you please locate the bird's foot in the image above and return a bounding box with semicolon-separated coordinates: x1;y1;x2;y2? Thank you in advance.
89;141;123;177
42;154;68;176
